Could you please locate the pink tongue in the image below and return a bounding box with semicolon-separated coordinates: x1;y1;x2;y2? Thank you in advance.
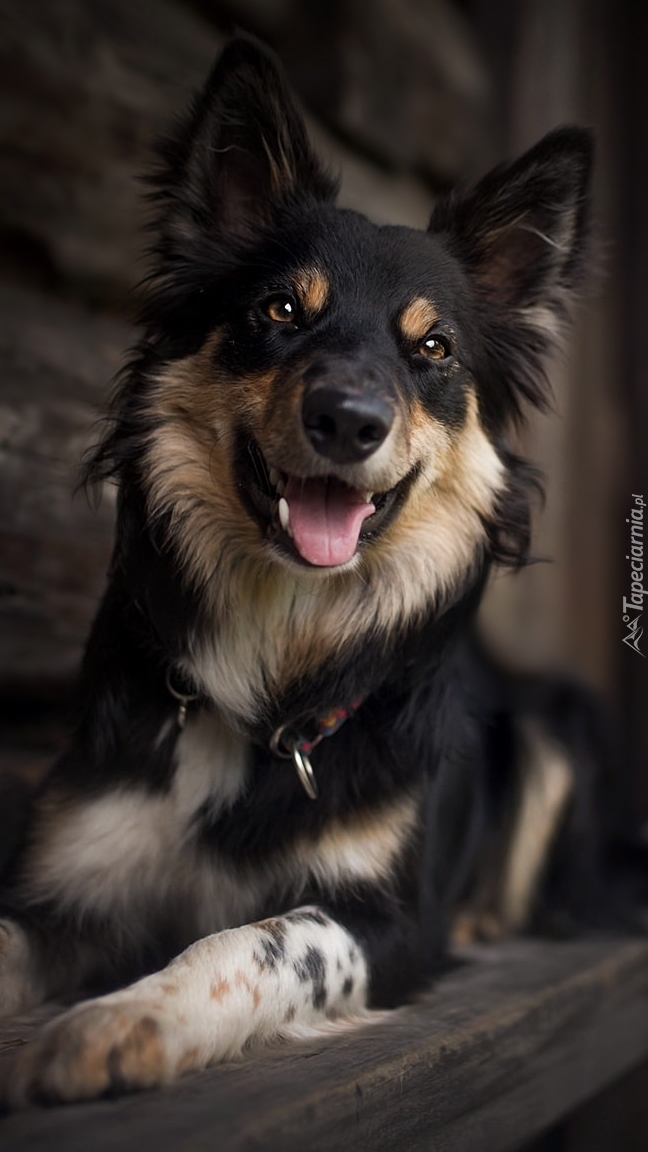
284;476;375;567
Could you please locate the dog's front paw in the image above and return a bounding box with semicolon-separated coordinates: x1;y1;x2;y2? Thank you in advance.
5;998;177;1107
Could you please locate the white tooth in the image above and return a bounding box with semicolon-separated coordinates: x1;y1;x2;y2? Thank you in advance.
276;478;285;496
278;497;290;532
364;492;374;503
269;467;280;488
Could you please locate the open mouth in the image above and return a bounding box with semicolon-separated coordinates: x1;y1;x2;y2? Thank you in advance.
235;433;415;568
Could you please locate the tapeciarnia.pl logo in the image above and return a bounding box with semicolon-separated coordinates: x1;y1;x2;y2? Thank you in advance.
622;494;645;657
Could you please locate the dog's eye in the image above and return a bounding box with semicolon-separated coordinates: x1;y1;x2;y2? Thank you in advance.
264;295;298;324
418;335;450;360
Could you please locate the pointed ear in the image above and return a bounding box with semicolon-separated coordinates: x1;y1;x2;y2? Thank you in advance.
151;37;337;270
431;128;593;309
430;128;593;415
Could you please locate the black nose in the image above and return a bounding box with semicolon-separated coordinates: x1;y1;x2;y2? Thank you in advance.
302;387;394;464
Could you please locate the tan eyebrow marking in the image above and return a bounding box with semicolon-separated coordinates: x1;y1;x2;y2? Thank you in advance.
399;297;440;342
293;268;330;316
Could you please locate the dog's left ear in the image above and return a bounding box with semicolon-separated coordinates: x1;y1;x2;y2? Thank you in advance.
430;128;592;417
430;127;592;357
152;37;337;270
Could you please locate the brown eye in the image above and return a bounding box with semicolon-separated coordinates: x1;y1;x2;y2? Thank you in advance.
419;334;449;360
264;295;297;324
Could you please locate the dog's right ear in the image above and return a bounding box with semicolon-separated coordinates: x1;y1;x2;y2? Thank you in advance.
150;37;337;273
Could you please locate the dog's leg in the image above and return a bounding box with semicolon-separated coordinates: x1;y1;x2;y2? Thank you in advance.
0;749;234;1016
4;906;372;1106
0;920;47;1016
0;915;115;1019
0;644;252;1023
452;716;574;944
495;718;574;933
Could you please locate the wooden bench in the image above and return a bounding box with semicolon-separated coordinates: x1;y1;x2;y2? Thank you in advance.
1;935;648;1150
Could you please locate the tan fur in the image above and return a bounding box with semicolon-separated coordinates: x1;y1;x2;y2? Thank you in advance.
451;719;574;945
451;909;504;946
498;719;574;932
177;1046;202;1075
293;792;420;889
234;970;262;1010
361;389;504;638
143;342;505;723
294;267;330;316
143;339;274;598
399;297;440;342
106;1015;167;1086
8;1002;171;1103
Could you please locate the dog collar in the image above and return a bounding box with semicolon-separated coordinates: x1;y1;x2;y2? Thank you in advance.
166;666;364;801
269;698;365;800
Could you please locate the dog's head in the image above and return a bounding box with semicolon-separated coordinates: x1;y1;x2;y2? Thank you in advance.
91;38;591;628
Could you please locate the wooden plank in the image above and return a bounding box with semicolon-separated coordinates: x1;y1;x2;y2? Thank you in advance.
1;937;647;1151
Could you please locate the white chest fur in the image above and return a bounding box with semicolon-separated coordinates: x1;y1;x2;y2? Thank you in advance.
23;710;419;943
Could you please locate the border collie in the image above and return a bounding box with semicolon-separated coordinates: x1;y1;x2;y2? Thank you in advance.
0;37;597;1105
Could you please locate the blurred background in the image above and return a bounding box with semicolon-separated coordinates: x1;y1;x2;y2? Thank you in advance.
2;0;646;823
0;1;646;1146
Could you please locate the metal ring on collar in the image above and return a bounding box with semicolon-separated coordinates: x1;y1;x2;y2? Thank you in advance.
269;723;295;760
291;746;318;800
165;668;200;730
269;724;319;799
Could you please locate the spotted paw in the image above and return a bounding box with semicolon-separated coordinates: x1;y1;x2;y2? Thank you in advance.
5;998;176;1107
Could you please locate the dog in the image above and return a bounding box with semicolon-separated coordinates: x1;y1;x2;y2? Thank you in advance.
0;36;600;1106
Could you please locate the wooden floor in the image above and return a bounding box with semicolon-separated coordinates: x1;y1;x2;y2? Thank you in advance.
1;936;648;1151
